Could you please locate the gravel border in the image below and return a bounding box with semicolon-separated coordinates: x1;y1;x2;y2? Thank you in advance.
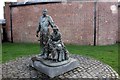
2;54;120;79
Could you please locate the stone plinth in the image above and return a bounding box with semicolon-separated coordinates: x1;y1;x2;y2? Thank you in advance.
30;57;79;78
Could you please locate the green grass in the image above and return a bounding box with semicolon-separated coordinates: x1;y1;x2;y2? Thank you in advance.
0;43;2;63
66;44;119;75
2;42;119;75
2;42;40;63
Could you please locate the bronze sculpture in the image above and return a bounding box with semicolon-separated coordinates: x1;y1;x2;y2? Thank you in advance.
36;9;69;61
45;26;69;61
30;9;79;78
36;9;55;57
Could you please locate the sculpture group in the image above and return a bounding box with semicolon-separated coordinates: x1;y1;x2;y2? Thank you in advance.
36;9;69;62
30;9;79;78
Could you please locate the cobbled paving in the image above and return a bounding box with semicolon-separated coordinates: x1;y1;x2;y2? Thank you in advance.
2;55;120;79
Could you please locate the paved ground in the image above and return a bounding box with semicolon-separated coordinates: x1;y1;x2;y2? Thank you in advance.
2;54;119;79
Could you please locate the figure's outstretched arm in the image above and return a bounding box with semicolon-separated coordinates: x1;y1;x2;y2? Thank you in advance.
48;16;55;28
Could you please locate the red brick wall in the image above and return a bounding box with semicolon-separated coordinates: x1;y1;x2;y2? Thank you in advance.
11;2;94;45
118;5;120;42
4;2;118;45
4;2;11;41
96;2;118;45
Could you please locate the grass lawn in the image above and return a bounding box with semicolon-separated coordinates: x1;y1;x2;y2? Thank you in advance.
2;42;119;75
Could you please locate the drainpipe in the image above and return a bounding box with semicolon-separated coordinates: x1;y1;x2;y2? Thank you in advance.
93;0;97;46
10;4;13;43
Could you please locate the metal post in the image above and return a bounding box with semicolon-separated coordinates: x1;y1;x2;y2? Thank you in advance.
93;0;97;46
10;6;13;43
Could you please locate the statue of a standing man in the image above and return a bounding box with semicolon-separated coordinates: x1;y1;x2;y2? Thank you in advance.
36;9;55;56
